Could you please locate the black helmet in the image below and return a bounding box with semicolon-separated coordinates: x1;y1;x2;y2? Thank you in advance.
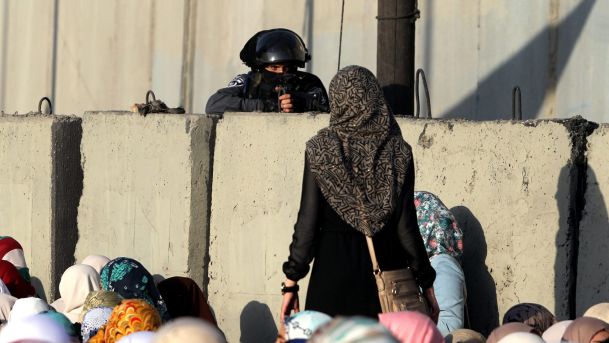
240;28;311;69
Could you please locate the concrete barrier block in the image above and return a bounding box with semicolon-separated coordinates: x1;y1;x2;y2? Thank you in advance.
76;112;214;287
0;114;82;301
208;113;327;342
398;118;573;332
576;124;609;315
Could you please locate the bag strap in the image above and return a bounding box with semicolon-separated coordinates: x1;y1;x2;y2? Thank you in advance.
365;236;382;275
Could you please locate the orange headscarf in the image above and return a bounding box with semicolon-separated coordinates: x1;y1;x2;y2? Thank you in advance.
90;299;161;343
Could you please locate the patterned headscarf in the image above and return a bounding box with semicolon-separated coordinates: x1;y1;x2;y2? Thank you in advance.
284;310;332;342
81;306;114;342
306;66;411;236
502;303;555;334
309;316;398;343
100;257;168;320
562;317;609;343
82;290;124;315
414;191;463;258
94;299;161;343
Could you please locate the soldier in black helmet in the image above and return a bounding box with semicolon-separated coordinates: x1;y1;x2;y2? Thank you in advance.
205;28;329;114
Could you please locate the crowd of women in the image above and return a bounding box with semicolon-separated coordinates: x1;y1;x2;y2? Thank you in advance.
0;66;607;343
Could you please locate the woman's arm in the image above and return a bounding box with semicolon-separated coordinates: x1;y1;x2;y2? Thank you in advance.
281;154;321;318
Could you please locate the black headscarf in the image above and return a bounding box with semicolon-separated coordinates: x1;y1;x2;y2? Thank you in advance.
305;65;411;236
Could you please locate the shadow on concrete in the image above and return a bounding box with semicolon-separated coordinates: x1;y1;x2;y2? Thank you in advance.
441;0;596;120
30;277;47;302
567;165;609;316
451;205;499;336
554;164;575;320
240;300;278;343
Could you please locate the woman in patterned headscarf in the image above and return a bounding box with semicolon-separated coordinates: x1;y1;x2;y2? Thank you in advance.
502;303;555;334
100;257;168;321
280;66;439;319
414;191;466;335
89;299;161;343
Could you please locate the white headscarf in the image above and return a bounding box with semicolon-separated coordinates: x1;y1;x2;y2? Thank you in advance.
153;317;226;343
59;264;101;323
0;279;10;295
9;297;49;322
81;255;111;274
0;314;70;343
2;249;27;270
117;331;156;343
0;294;16;323
542;320;573;343
497;332;545;343
584;303;609;324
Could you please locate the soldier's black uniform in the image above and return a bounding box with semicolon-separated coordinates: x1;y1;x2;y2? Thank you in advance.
205;28;329;114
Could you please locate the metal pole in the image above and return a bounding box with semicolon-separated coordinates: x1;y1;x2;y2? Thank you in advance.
377;0;418;116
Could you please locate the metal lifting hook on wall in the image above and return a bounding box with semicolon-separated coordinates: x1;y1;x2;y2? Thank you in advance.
415;68;432;119
38;97;53;115
512;86;522;120
146;90;156;104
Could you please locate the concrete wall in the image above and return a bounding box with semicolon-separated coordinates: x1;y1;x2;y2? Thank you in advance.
208;113;327;343
576;124;609;315
1;111;608;340
207;114;578;339
0;114;81;301
3;1;609;121
401;119;574;334
75;112;214;289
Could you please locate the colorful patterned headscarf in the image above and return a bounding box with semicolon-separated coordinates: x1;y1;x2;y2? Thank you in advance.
82;290;123;316
94;299;161;343
284;310;332;342
306;65;411;236
81;306;114;342
100;257;168;320
502;303;556;334
414;191;463;259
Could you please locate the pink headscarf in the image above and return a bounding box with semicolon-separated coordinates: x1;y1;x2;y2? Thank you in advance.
81;255;111;274
379;311;443;343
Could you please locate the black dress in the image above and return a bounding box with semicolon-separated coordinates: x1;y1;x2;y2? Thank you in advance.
283;157;436;317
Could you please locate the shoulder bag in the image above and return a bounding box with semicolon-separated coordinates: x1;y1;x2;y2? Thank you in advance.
365;236;430;315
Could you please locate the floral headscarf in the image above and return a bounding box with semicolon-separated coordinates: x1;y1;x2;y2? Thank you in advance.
92;299;161;343
414;191;463;258
100;257;168;320
81;307;114;342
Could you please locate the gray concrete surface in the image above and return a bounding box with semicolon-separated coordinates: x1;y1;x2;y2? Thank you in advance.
400;118;574;334
208;113;327;342
208;114;577;339
576;124;609;315
75;112;214;288
0;114;81;301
